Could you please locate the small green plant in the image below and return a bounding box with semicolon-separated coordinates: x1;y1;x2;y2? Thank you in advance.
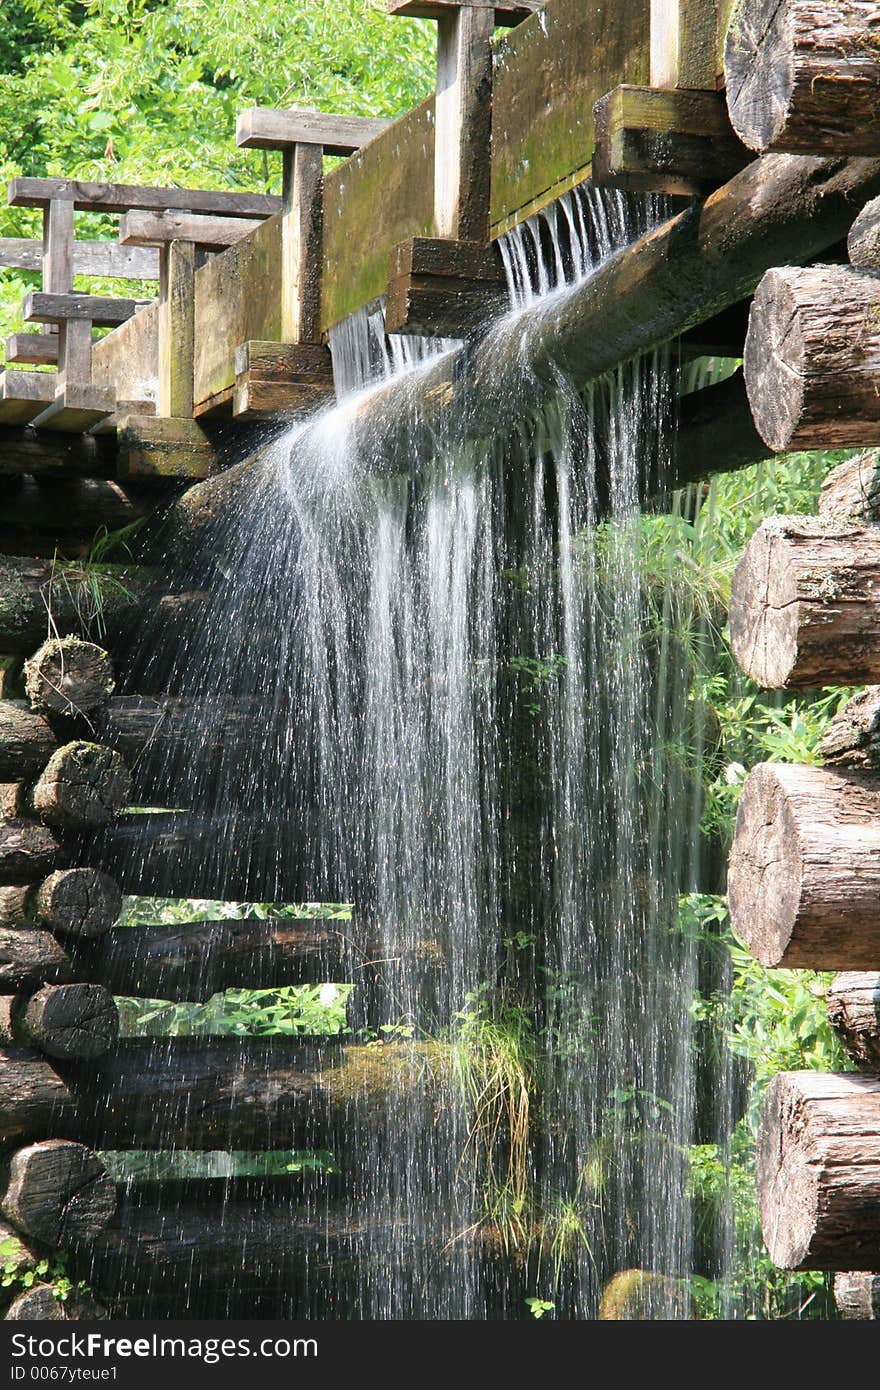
525;1297;554;1319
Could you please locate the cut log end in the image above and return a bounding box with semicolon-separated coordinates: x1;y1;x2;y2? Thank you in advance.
34;867;121;938
0;817;62;884
827;972;880;1070
724;0;795;155
1;1141;116;1247
728;519;800;689
21;983;118;1060
834;1271;880;1319
5;1284;107;1320
30;742;131;830
820;687;880;769
24;638;115;718
819;450;880;525
727;762;802;968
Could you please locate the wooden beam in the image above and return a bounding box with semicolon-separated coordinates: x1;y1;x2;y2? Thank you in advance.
388;0;542;23
592;85;750;196
5;335;60;367
116;414;214;479
433;3;494;240
118;210;261;250
651;0;721;90
23;292;141;329
0;372;57;427
0;238;159;280
30;385;116;434
232;340;333;419
0;426;116;477
385;236;506;336
8;178;280;219
281;145;323;345
236;107;392;158
157;240;195;418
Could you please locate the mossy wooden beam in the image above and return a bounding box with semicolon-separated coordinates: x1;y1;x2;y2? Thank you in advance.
592;85;750;196
115;414;215;479
233;340;334;419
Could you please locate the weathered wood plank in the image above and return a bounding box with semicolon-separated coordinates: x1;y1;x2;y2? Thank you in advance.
91;301;159;408
23;293;141;329
0;427;116;478
0;373;56;427
9;178;280;220
118;210;261;249
434;5;494;241
651;0;722;90
30;386;116;434
389;0;542;21
5;335;60;367
193;215;282;407
232;341;334;419
158;240;195;419
592;85;750;196
116;414;214;479
236;107;392;157
281;146;323;344
0;239;159;280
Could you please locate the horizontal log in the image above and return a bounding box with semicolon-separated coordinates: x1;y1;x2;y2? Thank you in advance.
0;785;23;817
0;1039;436;1148
826;973;880;1070
0;927;73;988
0;426;117;478
744;264;880;452
728;762;880;970
8;177;280;219
818;450;880;525
235;106;392;157
0;1140;116;1247
834;1271;880;1319
0;701;55;779
23;292;141;329
5;1285;106;1319
848;194;880;271
757;1071;880;1270
0;555;161;657
725;0;880;155
118;210;262;248
671;370;772;488
30;742;131;830
820;687;880;769
30;384;117;435
18;983;118;1059
0;477;160;560
0;818;63;884
24;639;115;718
0;869;120;938
729;517;880;689
0;238;159;280
592;85;750;197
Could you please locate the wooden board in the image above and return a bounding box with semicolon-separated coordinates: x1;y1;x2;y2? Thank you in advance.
23;293;141;328
389;1;543;21
236;107;392;157
31;385;116;433
116;415;214;479
0;372;56;426
8;178;280;220
233;340;334;419
5;335;60;367
490;0;651;232
593;84;750;195
118;211;261;249
192;215;283;408
0;239;159;280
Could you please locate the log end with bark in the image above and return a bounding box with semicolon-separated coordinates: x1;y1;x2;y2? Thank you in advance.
848;195;880;272
0;869;120;937
826;972;880;1070
0;818;63;884
19;983;118;1060
818;450;880;525
0;701;55;781
24;638;115;719
757;1071;880;1271
30;742;131;830
0;1140;116;1247
5;1285;107;1320
820;687;880;769
834;1271;880;1319
0;928;73;990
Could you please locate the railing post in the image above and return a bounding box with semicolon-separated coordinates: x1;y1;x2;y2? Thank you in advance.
280;143;324;346
158;238;195;418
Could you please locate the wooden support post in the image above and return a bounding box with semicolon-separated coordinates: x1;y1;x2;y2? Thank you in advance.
651;0;722;91
728;762;880;970
40;197;73;351
728;517;880;689
281;145;323;346
158;239;195;418
433;3;494;242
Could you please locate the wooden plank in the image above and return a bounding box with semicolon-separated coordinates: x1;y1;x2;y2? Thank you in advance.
5;335;60;366
31;385;116;433
489;0;652;232
89;400;155;436
158;240;195;418
434;5;494;240
118;211;261;249
236;107;392;157
652;0;722;90
233;340;334;419
0;239;159;280
389;0;542;22
391;236;504;281
0;372;56;426
23;293;141;328
385;272;505;335
233;378;332;419
116;415;214;479
9;178;281;219
192;216;282;407
57;320;93;387
281;145;323;344
0;427;116;477
592;85;750;195
192;386;233;419
92;301;159;407
42;199;73;298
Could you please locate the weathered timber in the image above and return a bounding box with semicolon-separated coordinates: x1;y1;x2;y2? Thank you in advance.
25;638;115;719
0;927;73;988
389;1;542;23
0;477;160;561
91;301;159;410
0;786;23;817
0;372;57;427
834;1272;880;1319
115;414;214;479
818;450;880;525
0;239;159;280
118;209;262;249
0;702;56;779
18;984;117;1060
0;555;155;655
725;1;880;155
23;292;140;329
650;0;723;90
30;384;117;435
728;517;880;689
827;973;880;1070
385;236;506;337
728;762;880;970
432;2;494;241
5;1285;106;1320
192;216;282;407
592;85;750;197
8;178;280;219
233;340;333;419
672;370;772;488
0;819;62;884
30;742;131;831
236;107;392;158
744;265;880;451
5;335;60;367
0;1141;115;1246
820;688;880;769
848;195;880;271
157;239;195;419
0;427;117;478
0;869;120;938
0;1039;439;1148
757;1071;880;1270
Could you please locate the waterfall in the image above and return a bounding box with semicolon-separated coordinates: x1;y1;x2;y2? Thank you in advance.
99;184;730;1319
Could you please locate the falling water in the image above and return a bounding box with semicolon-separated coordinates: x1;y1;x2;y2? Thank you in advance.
90;183;734;1319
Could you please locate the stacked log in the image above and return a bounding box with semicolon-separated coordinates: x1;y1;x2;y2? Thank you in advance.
827;973;880;1069
24;638;115;719
0;868;121;938
0;1140;116;1247
834;1272;880;1319
819;452;880;526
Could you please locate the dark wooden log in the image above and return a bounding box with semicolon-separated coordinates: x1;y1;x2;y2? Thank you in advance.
672;371;772;489
744;265;880;452
725;1;880;156
0;702;55;780
18;984;118;1060
0;785;23;817
24;639;115;719
820;688;880;769
0;555;156;656
0;1141;116;1247
757;1071;880;1270
0;1218;37;1280
0;427;118;479
5;1285;107;1320
827;973;880;1070
729;517;880;689
0;1039;436;1149
30;742;131;830
848;195;880;271
728;762;880;970
0;818;63;884
835;1271;880;1319
0;928;73;989
818;450;880;524
0;475;161;561
0;869;120;938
